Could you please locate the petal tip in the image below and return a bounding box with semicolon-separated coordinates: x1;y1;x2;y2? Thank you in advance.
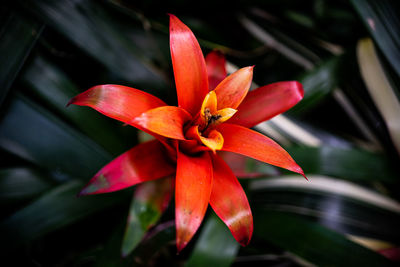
176;240;188;253
66;97;76;107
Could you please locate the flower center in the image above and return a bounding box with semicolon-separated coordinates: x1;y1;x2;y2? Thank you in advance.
183;91;237;153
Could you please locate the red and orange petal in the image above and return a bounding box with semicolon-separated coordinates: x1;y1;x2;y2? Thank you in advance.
210;154;253;246
79;140;175;195
231;81;304;128
175;150;213;252
214;66;253;110
169;14;209;116
68;84;166;124
133;106;192;140
217;123;306;179
206;50;227;90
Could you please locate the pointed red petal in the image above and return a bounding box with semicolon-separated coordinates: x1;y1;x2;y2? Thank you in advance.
133;106;192;140
210;154;253;246
169;14;209;116
79;140;175;195
68;84;166;124
230;81;304;128
218;124;306;177
205;51;227;90
175;151;212;252
214;66;253;110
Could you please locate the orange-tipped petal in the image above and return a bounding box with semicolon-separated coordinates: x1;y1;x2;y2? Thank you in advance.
68;84;166;124
175;151;213;252
79;140;175;195
169;14;209;116
206;50;227;90
218;124;306;177
210;154;253;246
213;108;237;125
214;66;253;110
200;129;224;153
230;81;304;128
185;125;224;153
133;106;192;140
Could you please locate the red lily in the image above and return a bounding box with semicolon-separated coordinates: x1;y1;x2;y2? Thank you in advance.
68;14;306;252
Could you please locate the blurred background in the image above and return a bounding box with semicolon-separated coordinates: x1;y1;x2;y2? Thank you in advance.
1;0;400;266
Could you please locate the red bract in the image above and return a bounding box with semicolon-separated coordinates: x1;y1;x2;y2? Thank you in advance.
68;14;306;252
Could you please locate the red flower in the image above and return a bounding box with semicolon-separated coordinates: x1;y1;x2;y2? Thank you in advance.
68;15;306;252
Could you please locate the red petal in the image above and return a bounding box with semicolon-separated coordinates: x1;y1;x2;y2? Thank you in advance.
175;150;213;252
133;106;192;140
205;51;227;90
79;140;175;195
230;81;304;128
218;124;306;177
214;66;253;109
169;14;209;116
68;84;166;124
210;154;253;246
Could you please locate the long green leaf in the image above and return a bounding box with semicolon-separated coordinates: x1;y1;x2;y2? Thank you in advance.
121;177;173;257
186;213;239;267
16;0;166;90
285;145;398;182
0;8;43;106
0;167;51;202
351;0;400;84
357;38;400;155
22;56;136;155
289;55;345;114
0;180;125;251
0;94;111;179
254;210;395;266
250;176;400;243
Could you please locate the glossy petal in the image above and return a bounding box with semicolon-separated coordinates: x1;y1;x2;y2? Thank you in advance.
122;177;174;257
175;150;213;252
200;129;224;153
169;14;209;116
133;106;192;140
218;124;306;178
230;81;304;128
210;154;253;246
206;50;227;90
214;66;253;110
79;140;175;195
68;84;166;124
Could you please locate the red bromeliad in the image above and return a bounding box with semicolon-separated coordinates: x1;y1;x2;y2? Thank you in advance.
68;14;306;252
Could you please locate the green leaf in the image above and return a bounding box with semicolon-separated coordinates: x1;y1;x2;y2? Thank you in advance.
0;94;111;179
285;145;398;182
21;55;135;155
121;177;173;257
351;0;400;83
186;213;239;267
0;180;125;252
289;55;345;114
0;8;43;106
250;176;400;243
254;210;395;266
357;38;400;155
130;221;175;265
16;0;166;89
0;167;51;201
